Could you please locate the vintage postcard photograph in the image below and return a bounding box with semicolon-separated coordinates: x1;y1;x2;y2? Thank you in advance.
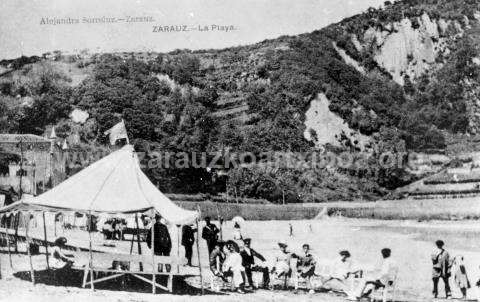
1;0;480;301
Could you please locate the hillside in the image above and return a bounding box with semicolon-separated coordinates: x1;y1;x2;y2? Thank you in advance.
1;0;480;203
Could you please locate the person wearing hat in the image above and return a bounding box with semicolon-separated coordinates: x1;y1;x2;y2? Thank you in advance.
271;240;293;278
223;240;246;293
240;238;270;289
233;222;243;241
202;216;220;255
323;250;361;293
431;239;452;299
50;237;75;269
182;223;197;266
146;214;172;271
331;250;356;280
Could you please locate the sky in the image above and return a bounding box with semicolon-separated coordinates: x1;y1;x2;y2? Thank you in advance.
0;0;385;59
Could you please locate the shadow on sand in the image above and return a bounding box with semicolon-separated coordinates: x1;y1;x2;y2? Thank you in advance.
13;268;224;296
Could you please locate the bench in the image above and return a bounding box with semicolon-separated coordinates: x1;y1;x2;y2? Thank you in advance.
78;252;181;293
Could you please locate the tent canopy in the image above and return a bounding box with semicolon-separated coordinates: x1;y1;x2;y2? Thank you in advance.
0;145;198;225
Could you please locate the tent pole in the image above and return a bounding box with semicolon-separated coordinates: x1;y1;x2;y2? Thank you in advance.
14;213;19;253
42;212;49;269
7;214;13;269
88;211;94;291
176;225;180;274
135;214;143;271
129;229;135;254
195;218;203;295
151;213;155;294
26;214;35;284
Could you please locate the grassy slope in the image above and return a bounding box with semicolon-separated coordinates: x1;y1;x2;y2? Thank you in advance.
175;197;480;221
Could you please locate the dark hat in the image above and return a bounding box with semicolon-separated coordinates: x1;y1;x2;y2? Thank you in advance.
214;241;225;248
243;238;251;244
54;237;67;246
339;250;351;257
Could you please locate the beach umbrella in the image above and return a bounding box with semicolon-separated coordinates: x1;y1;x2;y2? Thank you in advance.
231;216;245;225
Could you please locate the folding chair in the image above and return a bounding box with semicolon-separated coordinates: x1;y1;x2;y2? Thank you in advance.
371;267;398;302
270;259;295;290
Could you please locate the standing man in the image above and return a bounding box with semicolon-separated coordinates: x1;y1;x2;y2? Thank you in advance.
146;215;172;272
432;240;452;299
181;223;197;266
202;216;220;255
240;238;270;289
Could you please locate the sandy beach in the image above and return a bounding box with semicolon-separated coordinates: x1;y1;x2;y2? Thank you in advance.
1;217;480;301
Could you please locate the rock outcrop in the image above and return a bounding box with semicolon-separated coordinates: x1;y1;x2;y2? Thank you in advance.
361;13;464;85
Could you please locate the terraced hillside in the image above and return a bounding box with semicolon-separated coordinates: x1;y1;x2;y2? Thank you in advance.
1;0;480;202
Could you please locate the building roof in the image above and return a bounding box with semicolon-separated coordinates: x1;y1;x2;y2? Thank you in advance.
0;134;51;144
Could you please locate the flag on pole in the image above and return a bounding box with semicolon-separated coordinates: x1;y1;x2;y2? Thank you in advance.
50;126;57;139
104;120;129;145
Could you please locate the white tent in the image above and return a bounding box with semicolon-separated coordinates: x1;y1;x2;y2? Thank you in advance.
0;145;199;225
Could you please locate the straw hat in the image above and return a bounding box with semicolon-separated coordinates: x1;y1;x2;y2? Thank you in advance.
278;240;288;247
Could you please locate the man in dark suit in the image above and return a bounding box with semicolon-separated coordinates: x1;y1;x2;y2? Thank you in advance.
202;216;219;255
146;215;172;271
240;238;270;289
181;224;197;266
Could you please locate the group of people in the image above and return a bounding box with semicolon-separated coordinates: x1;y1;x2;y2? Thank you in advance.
46;214;476;300
200;216;398;298
431;240;471;300
99;218;127;240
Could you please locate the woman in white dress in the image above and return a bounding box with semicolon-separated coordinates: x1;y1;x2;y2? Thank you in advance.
223;240;246;293
50;237;75;269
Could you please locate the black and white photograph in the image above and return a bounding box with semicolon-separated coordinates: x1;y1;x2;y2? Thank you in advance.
1;0;480;301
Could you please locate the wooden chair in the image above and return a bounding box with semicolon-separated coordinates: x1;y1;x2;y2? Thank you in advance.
370;267;398;302
270;260;295;290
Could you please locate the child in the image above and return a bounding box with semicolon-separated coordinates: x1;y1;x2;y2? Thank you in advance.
453;255;470;300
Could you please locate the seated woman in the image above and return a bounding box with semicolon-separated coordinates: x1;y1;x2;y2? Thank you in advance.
322;250;362;292
50;237;75;269
271;240;293;278
223;240;246;293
